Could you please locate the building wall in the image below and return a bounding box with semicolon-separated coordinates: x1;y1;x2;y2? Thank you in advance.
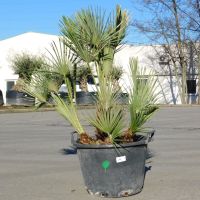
0;32;59;104
1;32;196;105
114;45;182;104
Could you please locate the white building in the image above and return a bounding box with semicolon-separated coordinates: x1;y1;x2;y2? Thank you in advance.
0;32;59;104
0;32;197;105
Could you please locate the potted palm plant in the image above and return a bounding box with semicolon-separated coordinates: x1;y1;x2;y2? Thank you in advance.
109;66;129;104
7;53;44;106
76;65;96;105
21;5;159;198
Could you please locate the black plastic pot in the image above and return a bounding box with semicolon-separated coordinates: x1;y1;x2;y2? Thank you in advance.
187;93;198;104
6;91;35;106
117;93;129;105
76;92;96;105
0;90;4;105
59;92;68;101
72;131;154;198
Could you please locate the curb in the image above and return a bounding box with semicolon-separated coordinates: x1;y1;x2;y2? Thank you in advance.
1;104;200;114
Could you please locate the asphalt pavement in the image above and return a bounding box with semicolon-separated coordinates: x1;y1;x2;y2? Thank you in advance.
0;107;200;200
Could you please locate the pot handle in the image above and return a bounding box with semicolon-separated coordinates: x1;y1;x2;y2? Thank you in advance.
147;130;155;143
71;131;78;147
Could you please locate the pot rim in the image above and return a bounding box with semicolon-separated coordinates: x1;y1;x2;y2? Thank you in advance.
71;130;155;149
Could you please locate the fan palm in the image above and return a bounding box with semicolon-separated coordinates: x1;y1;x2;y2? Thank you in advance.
88;68;124;143
20;5;160;145
109;66;123;92
60;5;128;72
21;40;86;135
76;65;92;92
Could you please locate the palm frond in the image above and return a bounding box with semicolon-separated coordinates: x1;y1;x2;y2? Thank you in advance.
46;40;79;77
51;93;85;135
60;8;110;64
89;107;124;143
128;58;159;134
89;62;125;143
19;71;51;104
95;69;119;110
19;39;85;135
60;5;128;68
46;41;85;135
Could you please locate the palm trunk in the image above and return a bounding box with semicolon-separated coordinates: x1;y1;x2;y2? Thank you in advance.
103;47;115;76
80;77;88;92
113;80;121;93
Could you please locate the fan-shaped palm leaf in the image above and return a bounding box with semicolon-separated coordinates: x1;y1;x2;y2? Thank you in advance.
128;58;159;134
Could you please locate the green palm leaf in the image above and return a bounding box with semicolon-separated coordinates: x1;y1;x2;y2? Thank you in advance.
51;92;85;135
20;39;85;135
89;107;124;143
128;58;159;134
60;5;128;69
19;71;51;104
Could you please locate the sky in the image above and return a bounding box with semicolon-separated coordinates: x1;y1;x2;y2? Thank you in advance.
0;0;147;43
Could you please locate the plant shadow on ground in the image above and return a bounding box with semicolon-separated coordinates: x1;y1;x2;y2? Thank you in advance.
61;146;77;155
145;147;155;176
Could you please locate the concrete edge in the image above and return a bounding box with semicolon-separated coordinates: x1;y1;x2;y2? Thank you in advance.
1;104;200;114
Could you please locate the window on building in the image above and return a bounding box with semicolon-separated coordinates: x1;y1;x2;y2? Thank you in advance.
87;75;95;84
187;79;196;94
6;81;15;91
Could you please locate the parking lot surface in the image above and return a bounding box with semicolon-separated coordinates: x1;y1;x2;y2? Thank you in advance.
0;107;200;200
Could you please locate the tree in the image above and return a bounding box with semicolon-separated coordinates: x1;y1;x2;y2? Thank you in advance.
11;53;45;91
132;0;200;104
76;65;92;92
21;5;159;147
109;66;123;92
12;53;44;81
